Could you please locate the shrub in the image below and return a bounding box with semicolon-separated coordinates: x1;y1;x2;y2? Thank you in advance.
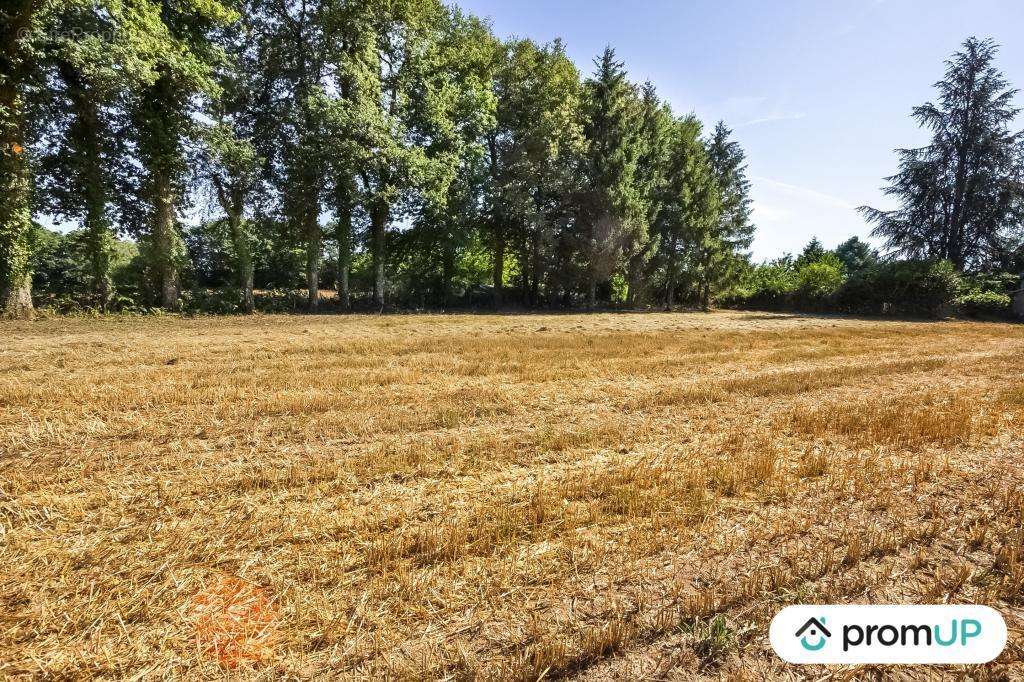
836;259;961;318
795;255;845;307
955;291;1013;318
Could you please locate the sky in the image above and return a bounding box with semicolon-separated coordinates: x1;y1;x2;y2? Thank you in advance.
455;0;1024;262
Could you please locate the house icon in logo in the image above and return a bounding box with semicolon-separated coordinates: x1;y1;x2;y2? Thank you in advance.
795;617;831;651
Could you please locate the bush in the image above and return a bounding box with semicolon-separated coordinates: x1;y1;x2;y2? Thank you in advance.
795;255;845;307
836;259;961;318
725;259;799;309
955;291;1013;318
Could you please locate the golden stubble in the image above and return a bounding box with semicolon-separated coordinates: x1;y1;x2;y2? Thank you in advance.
0;311;1022;679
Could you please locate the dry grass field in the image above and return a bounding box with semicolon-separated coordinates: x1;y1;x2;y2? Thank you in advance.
2;311;1023;679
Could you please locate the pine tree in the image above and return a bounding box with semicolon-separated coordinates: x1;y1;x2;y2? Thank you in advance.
486;38;584;307
860;37;1024;271
579;47;643;308
835;236;877;274
706;122;755;259
658;115;718;309
625;83;673;305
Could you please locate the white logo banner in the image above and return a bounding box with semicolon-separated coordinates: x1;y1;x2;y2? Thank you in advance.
770;605;1007;665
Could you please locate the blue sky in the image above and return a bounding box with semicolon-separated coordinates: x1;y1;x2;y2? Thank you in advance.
456;0;1024;261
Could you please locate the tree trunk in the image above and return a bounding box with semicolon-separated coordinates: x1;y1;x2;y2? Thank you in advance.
441;242;454;309
586;224;598;310
60;60;113;311
0;141;34;318
492;221;504;308
699;251;711;312
335;181;352;311
84;200;113;312
0;272;32;319
227;213;254;314
530;231;541;307
305;207;321;311
152;166;180;311
335;218;351;311
665;238;678;311
1;15;34;320
370;200;388;308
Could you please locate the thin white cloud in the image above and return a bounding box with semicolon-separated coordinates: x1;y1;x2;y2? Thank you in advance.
748;175;873;261
739;111;807;127
751;176;856;210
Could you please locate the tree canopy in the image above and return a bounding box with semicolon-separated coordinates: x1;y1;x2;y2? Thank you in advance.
860;37;1024;272
5;10;1022;320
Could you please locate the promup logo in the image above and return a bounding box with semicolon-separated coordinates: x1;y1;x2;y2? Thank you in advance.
795;617;830;651
770;605;1006;665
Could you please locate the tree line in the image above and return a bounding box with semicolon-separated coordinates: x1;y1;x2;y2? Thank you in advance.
1;0;755;318
2;6;1021;320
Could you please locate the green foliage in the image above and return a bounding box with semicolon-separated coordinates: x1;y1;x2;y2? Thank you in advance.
955;290;1013;318
835;236;877;274
795;253;845;304
578;48;645;304
859;38;1024;271
837;259;962;317
30;225;138;311
730;252;968;319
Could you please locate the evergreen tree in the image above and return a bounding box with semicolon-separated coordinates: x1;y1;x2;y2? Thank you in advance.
835;236;878;274
795;237;826;268
579;47;643;308
486;38;584;306
699;121;755;309
625;83;672;305
658;115;718;309
860;37;1024;271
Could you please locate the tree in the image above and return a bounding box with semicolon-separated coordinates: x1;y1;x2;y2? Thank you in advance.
658;115;718;309
35;1;146;311
128;0;235;311
624;83;672;305
485;38;583;307
319;0;380;310
202;123;262;313
409;8;496;306
835;236;878;274
860;37;1024;271
579;47;643;308
250;0;332;311
347;0;444;308
1;0;45;318
795;237;827;268
700;121;755;309
200;3;270;313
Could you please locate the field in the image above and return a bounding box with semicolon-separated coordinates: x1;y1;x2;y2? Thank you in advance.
2;311;1023;679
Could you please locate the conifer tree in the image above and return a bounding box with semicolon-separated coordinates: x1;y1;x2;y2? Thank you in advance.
579;47;642;308
860;37;1024;271
625;82;672;305
658;115;720;309
486;38;583;306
